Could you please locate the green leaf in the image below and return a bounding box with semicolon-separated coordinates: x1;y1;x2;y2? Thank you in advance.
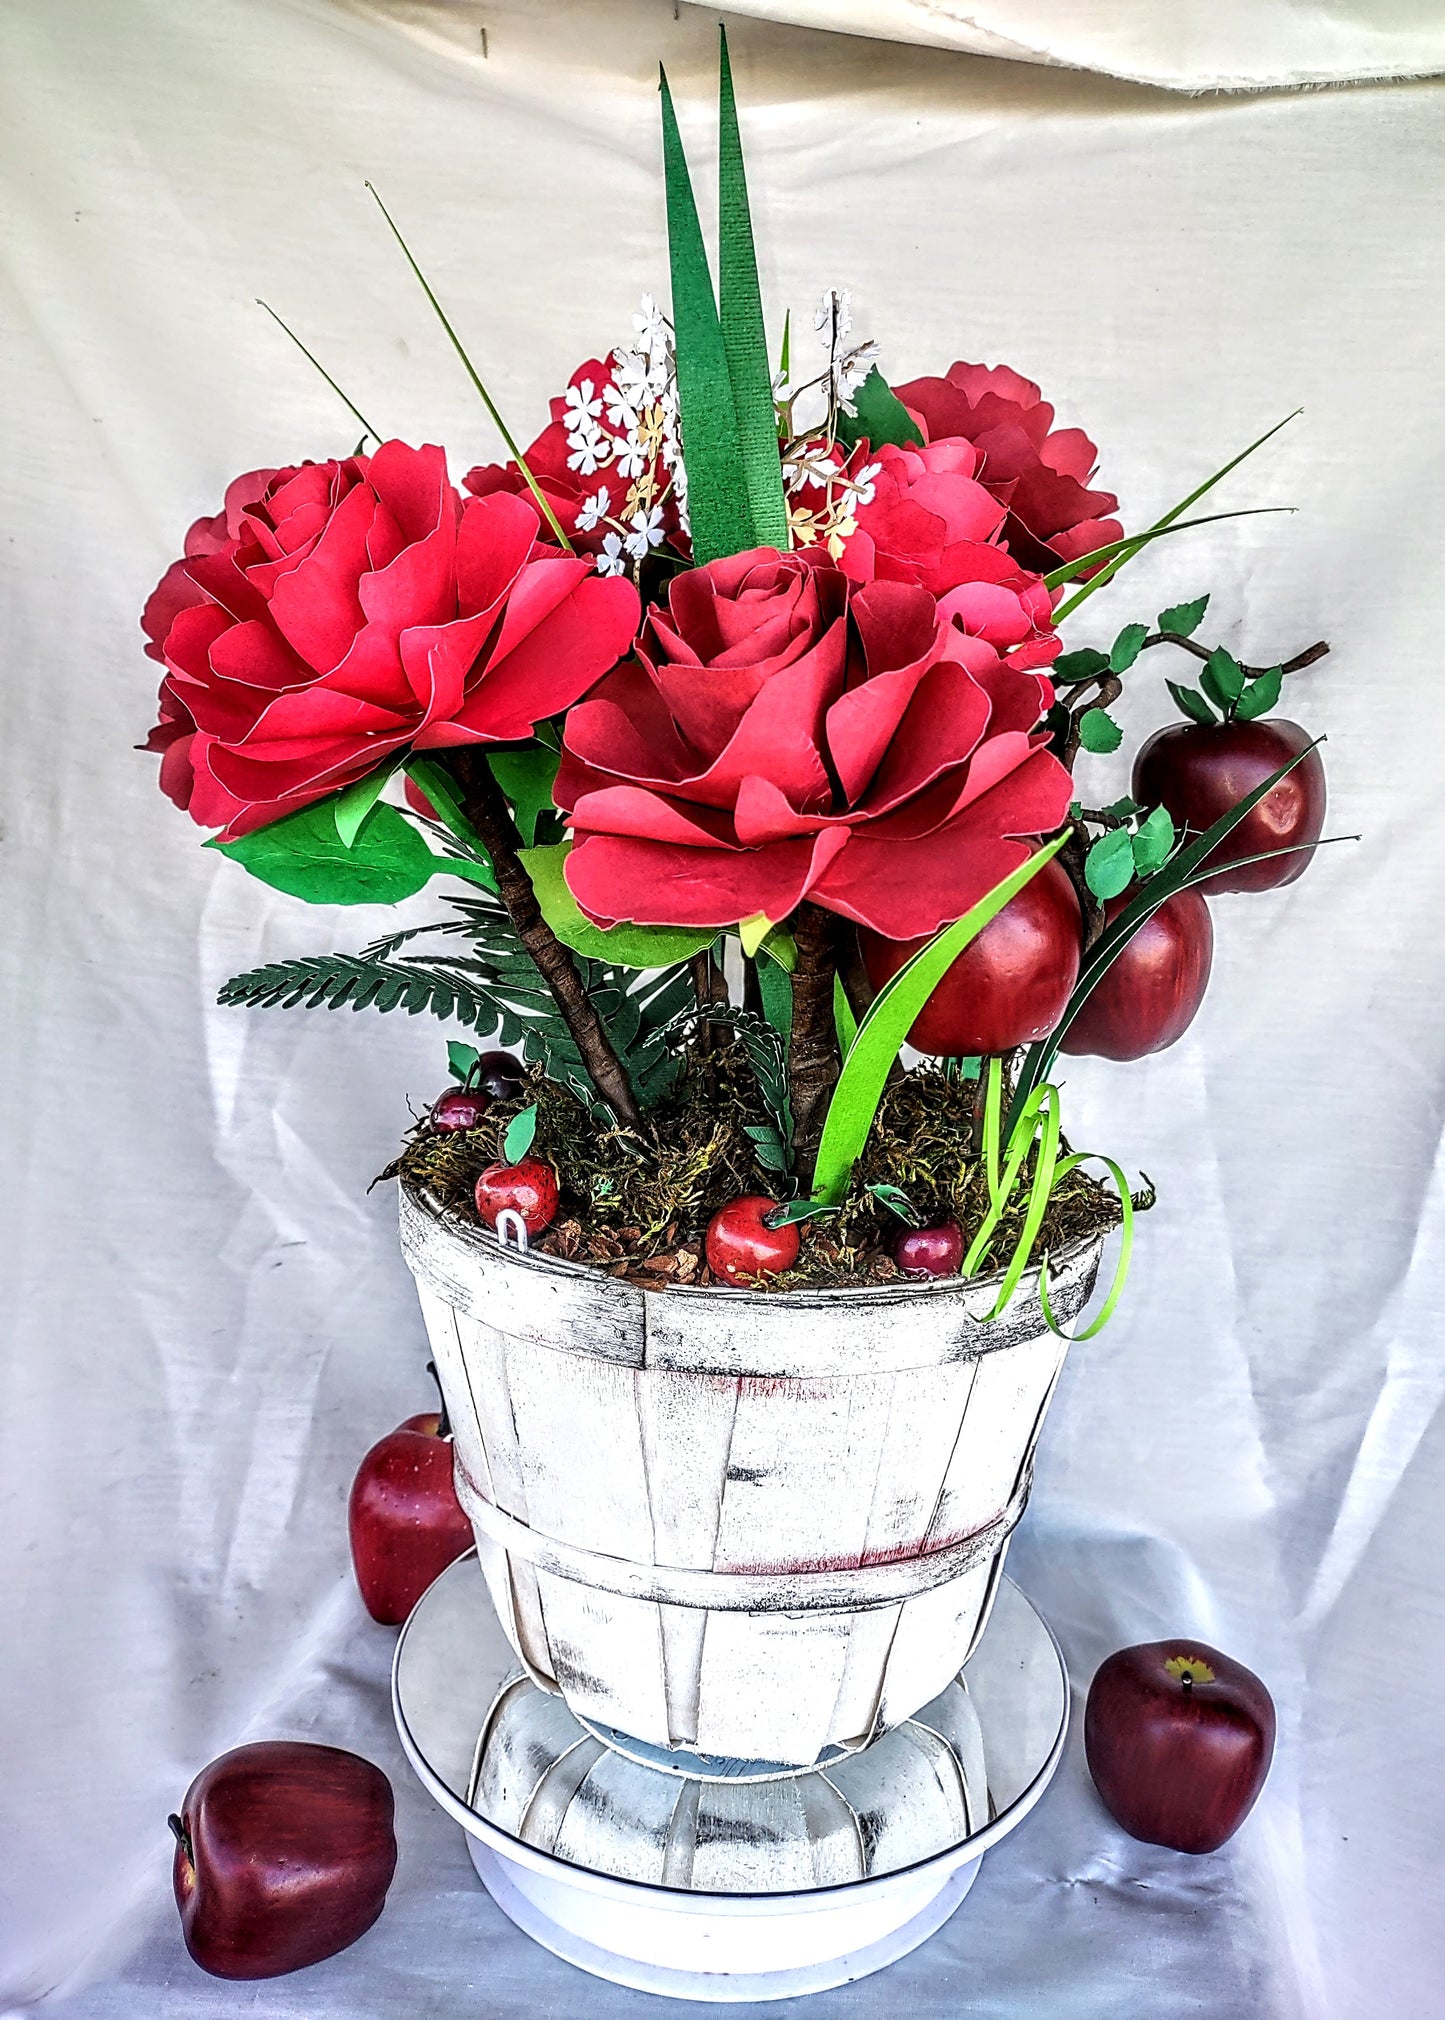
1044;507;1293;599
833;366;924;453
518;841;716;968
403;757;498;888
333;763;397;848
447;1040;481;1084
1050;647;1111;686
742;1120;789;1175
1130;804;1175;876
1158;594;1209;637
738;911;773;958
211;799;440;906
1236;666;1283;720
1078;708;1124;755
757;956;793;1041
1103;795;1143;820
488;745;559;849
765;1197;838;1228
503;1103;538;1163
810;833;1070;1206
833;973;859;1059
1085;826;1135;900
1203;647;1245;707
1109;622;1150;674
868;1182;919;1226
758;924;797;973
1167;679;1218;727
659;67;755;564
717;30;789;550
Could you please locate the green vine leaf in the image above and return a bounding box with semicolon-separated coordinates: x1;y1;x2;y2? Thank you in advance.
1236;666;1283;720
1109;623;1149;674
1085;826;1135;900
1130;804;1176;877
1078;708;1124;754
1158;594;1209;637
1051;647;1110;686
1167;678;1218;727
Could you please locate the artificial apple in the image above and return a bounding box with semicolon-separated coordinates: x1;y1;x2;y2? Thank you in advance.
470;1049;528;1102
170;1741;396;1978
893;1221;964;1278
859;860;1081;1056
1132;718;1325;894
474;1156;559;1235
348;1404;474;1625
706;1196;800;1284
1084;1639;1275;1854
1060;887;1213;1061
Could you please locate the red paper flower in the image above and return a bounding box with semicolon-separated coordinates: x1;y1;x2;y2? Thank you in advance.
556;547;1070;940
141;442;640;839
838;437;1017;598
893;362;1121;574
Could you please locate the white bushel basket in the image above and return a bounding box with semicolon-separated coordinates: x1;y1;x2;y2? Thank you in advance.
400;1184;1103;1766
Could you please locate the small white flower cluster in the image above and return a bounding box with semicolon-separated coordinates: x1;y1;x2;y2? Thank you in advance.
777;289;884;560
563;295;689;579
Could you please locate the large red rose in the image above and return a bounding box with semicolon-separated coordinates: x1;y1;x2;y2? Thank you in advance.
839;436;1021;599
555;547;1071;940
892;362;1121;575
141;441;640;839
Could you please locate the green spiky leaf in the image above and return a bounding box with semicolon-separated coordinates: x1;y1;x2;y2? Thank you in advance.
1236;666;1283;720
833;367;924;453
1158;594;1209;637
717;30;789;550
1130;804;1176;876
1078;708;1124;754
1109;623;1149;674
1085;826;1135;900
1168;679;1218;727
1202;647;1245;709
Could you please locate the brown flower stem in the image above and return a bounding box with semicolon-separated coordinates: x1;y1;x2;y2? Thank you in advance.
835;924;876;1029
1140;633;1330;678
1061;675;1122;770
446;750;645;1132
1057;826;1105;953
788;902;843;1184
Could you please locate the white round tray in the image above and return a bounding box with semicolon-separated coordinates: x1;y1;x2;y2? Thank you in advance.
392;1553;1069;2002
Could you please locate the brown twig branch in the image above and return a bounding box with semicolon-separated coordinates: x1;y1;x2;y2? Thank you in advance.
1061;674;1122;771
1141;633;1330;677
447;751;645;1132
788;902;843;1183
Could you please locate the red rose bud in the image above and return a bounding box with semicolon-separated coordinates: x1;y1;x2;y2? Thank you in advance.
141;445;640;840
705;1196;801;1285
556;552;1071;944
892;360;1121;576
475;1158;559;1236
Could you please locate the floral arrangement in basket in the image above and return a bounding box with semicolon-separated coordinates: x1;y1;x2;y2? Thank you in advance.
139;38;1334;1321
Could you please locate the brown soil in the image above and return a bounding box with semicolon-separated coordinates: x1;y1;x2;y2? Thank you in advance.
384;1042;1142;1293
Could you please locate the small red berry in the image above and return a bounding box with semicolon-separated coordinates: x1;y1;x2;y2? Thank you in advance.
430;1086;490;1133
705;1196;800;1286
474;1157;559;1236
473;1050;528;1102
893;1221;964;1278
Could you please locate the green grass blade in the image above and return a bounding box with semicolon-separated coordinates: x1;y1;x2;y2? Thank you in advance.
257;300;380;444
365;183;573;553
717;30;788;550
659;69;755;564
1043;508;1294;595
1052;412;1300;620
810;833;1070;1205
1039;1153;1136;1339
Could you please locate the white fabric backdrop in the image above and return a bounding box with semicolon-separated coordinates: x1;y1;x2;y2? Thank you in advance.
1;3;1442;2014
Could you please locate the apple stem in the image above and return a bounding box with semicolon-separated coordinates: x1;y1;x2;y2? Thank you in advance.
167;1813;193;1862
1181;1674;1193;1692
425;1360;452;1441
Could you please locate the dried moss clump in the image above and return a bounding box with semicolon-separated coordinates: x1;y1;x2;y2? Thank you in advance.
386;1050;1134;1292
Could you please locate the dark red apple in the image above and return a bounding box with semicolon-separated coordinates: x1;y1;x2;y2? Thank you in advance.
429;1085;490;1133
859;860;1081;1056
1132;718;1325;894
472;1049;528;1102
705;1196;800;1284
1084;1639;1275;1854
893;1221;964;1277
1061;888;1213;1061
170;1741;396;1978
348;1410;474;1625
474;1156;559;1235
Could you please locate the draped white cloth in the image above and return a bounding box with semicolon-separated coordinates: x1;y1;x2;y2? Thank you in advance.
1;2;1442;2014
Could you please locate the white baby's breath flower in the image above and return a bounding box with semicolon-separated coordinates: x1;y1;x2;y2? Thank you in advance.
814;287;852;347
563;379;603;431
614;435;649;481
566;423;608;476
576;486;611;532
597;531;627;576
836;340;880;409
851;460;882;509
632;293;669;358
623;505;666;561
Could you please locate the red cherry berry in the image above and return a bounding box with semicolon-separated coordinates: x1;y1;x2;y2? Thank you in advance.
430;1086;490;1133
474;1157;559;1236
705;1196;800;1285
893;1221;964;1278
472;1050;528;1102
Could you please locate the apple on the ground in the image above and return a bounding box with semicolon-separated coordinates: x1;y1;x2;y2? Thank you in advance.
1084;1638;1275;1853
171;1741;396;1978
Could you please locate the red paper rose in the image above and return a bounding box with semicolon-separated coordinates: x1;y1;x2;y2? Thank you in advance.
141;441;640;839
555;547;1070;940
839;437;1019;599
893;362;1121;574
